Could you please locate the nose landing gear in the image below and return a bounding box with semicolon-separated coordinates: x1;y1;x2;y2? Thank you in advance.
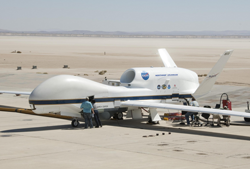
71;119;79;127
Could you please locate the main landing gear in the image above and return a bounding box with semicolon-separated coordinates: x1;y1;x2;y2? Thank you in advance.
71;119;79;127
113;112;123;120
244;118;250;122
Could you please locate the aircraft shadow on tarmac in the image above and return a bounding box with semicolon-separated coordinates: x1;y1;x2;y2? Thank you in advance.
1;118;250;141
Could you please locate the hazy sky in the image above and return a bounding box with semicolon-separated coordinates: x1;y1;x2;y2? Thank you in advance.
0;0;250;32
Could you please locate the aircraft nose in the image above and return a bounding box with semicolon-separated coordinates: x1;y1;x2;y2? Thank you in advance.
28;75;108;114
29;75;107;101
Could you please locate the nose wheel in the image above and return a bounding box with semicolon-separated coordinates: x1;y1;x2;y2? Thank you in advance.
71;119;79;127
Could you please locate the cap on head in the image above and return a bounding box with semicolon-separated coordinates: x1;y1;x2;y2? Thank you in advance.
86;97;89;101
224;106;228;109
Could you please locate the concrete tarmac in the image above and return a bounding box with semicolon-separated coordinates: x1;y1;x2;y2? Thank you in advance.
1;104;250;169
0;76;250;169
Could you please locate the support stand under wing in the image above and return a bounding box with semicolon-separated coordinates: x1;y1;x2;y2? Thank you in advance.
126;107;161;122
149;108;161;122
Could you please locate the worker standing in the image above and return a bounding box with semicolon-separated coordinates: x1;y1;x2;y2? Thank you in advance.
213;106;229;127
190;98;199;118
213;114;221;127
92;100;102;128
222;106;230;126
185;98;199;126
80;97;95;129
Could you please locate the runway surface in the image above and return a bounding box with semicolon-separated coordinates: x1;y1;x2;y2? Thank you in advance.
1;107;250;169
1;84;250;169
0;78;250;169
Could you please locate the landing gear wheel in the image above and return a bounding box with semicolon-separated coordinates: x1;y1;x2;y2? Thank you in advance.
71;119;79;127
117;112;123;120
113;112;123;120
244;118;250;122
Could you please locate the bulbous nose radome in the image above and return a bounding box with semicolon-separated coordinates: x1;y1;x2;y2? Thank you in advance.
29;75;108;102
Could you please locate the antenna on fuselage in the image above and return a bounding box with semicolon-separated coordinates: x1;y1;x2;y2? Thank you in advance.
158;48;177;68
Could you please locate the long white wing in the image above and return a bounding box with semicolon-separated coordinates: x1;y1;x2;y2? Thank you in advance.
0;91;31;95
121;101;250;118
158;48;177;68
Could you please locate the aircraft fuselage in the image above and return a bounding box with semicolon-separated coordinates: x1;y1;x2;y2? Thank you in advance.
29;67;199;119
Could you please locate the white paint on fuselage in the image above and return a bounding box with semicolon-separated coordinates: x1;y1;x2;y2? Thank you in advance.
29;67;199;118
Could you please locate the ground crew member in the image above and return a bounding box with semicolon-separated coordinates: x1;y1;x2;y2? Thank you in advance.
80;97;95;129
213;106;229;127
222;106;230;125
213;114;221;127
185;98;199;125
92;100;102;128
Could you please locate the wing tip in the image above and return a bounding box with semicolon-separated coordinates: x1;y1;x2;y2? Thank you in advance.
223;50;234;56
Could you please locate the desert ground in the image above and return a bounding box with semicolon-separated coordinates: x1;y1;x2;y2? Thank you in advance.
0;36;250;169
0;36;249;84
0;36;249;107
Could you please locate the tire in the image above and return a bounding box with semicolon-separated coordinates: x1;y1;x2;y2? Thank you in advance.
117;112;123;120
244;118;250;122
71;119;79;127
226;120;230;126
114;112;123;120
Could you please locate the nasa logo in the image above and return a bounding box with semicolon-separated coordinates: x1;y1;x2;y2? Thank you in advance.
157;85;161;90
167;85;171;89
162;84;167;89
141;71;149;80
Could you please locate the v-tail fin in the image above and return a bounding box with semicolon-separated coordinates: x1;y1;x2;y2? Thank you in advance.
158;48;177;68
193;50;233;98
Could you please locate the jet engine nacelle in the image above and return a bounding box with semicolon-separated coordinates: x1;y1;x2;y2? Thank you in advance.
120;67;199;92
120;68;153;88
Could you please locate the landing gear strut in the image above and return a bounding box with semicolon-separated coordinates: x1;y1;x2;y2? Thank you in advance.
71;119;79;127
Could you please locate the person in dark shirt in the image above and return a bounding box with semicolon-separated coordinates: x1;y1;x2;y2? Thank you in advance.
92;100;102;128
185;98;199;126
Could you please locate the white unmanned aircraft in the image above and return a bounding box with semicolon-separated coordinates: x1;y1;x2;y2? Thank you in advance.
1;49;250;127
